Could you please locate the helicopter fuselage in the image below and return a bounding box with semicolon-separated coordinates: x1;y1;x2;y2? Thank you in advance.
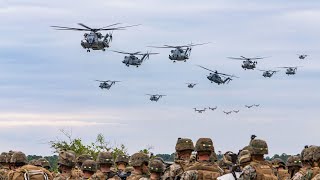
286;68;296;75
207;74;230;85
99;82;112;89
187;84;195;88
81;32;111;52
262;71;275;78
169;48;189;61
150;96;161;101
241;60;256;70
122;55;142;67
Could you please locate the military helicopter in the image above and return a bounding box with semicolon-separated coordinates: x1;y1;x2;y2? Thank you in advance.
277;66;301;75
112;50;158;67
228;56;268;70
233;110;240;113
51;23;139;52
223;111;232;115
245;105;254;108
297;54;308;60
148;43;209;62
208;107;217;111
197;65;239;85
257;69;279;78
194;108;206;113
186;83;197;88
95;80;120;90
146;94;166;102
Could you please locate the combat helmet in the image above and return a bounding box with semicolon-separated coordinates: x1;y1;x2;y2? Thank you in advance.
313;146;320;162
129;152;149;167
0;152;7;163
238;150;252;165
97;151;113;165
272;158;286;168
149;158;165;173
175;138;194;152
76;154;93;166
10;151;28;165
195;138;214;152
81;159;97;172
6;150;15;164
115;154;129;164
35;158;51;169
302;146;317;162
58;150;76;167
286;155;302;167
249;136;268;155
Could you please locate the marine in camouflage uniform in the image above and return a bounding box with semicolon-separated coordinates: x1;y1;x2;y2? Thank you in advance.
271;158;290;180
286;155;302;179
54;150;80;180
80;160;96;180
35;158;52;171
163;138;195;180
292;146;319;180
115;154;131;180
72;154;93;178
218;152;234;174
0;152;10;180
311;146;320;180
91;151;120;180
127;152;150;180
181;138;223;180
240;136;277;180
7;151;53;180
148;158;165;180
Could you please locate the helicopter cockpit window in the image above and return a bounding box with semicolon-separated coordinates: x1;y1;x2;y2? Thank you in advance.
179;49;183;53
86;34;95;44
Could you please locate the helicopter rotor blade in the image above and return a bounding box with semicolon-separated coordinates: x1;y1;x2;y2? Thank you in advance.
77;23;93;30
51;26;89;31
111;50;132;55
186;42;211;47
197;65;217;73
227;57;245;60
99;24;141;31
100;23;122;29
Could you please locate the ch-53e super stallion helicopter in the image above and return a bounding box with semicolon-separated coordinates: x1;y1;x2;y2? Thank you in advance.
198;65;239;85
112;50;158;67
277;66;301;75
228;56;269;70
146;94;166;102
51;23;139;52
186;83;197;88
297;54;308;60
208;107;217;111
148;43;209;62
95;80;120;90
194;108;206;113
257;69;279;78
223;111;232;115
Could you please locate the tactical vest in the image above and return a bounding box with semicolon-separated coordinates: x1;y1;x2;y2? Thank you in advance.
299;167;317;180
276;169;290;180
250;161;277;180
0;167;9;180
8;165;53;180
126;173;148;180
186;161;222;180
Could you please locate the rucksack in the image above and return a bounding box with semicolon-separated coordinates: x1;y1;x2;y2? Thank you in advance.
8;165;52;180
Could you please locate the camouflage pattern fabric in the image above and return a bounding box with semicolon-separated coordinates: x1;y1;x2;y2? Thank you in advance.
162;160;189;180
126;172;149;180
91;170;121;180
180;161;223;180
0;167;9;180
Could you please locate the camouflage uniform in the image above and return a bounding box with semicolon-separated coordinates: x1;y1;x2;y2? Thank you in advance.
35;158;52;170
292;146;318;180
147;158;165;180
218;152;234;174
163;138;194;180
127;153;150;180
54;150;80;180
271;158;289;180
312;147;320;180
80;160;96;180
286;155;302;179
180;138;223;180
92;152;120;180
240;138;277;180
115;155;131;180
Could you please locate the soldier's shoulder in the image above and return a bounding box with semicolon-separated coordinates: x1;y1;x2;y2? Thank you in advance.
312;173;320;180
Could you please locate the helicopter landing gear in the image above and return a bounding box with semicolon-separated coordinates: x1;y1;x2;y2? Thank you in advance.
184;60;186;62
136;66;139;68
102;49;106;51
173;61;176;63
87;49;90;52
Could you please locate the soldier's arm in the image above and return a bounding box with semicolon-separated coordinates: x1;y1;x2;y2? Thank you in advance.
292;172;303;180
180;170;198;180
240;165;257;180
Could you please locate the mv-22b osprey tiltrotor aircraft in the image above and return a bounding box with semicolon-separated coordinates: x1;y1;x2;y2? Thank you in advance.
198;65;239;85
149;43;209;63
112;50;158;67
51;23;139;52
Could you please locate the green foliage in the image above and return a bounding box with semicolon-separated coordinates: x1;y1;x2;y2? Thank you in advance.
49;129;127;160
156;153;175;162
27;155;58;171
139;145;154;156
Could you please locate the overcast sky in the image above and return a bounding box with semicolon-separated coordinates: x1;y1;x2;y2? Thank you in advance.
0;0;319;156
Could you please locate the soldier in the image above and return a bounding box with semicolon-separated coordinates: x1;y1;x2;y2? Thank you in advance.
0;152;10;180
127;152;150;180
8;151;28;170
239;149;252;169
163;138;195;180
92;151;120;180
81;160;97;180
312;146;320;180
148;158;165;180
218;152;234;174
286;155;302;179
239;136;277;180
35;157;52;170
292;146;318;180
180;138;223;180
271;158;289;180
53;150;79;180
116;154;131;180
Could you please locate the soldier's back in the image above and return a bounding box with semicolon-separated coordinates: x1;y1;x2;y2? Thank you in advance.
91;170;121;180
127;172;149;180
276;169;290;180
163;160;188;180
241;160;277;180
0;167;9;180
181;161;223;180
